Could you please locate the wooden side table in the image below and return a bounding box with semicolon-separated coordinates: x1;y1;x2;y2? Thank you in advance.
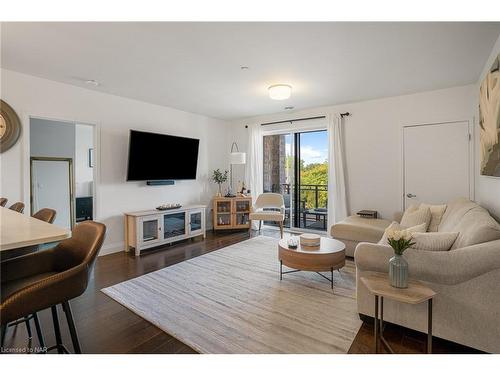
361;272;436;354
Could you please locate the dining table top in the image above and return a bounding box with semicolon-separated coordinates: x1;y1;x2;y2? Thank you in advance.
0;206;71;251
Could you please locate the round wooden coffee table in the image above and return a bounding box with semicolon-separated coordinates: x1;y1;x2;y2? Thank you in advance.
278;237;345;289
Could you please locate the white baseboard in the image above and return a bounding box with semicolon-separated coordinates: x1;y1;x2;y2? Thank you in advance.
98;241;125;256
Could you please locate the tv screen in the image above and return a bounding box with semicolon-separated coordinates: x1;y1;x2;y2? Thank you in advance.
127;130;199;181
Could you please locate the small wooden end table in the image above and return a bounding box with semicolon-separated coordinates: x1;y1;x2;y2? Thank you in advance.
361;272;436;354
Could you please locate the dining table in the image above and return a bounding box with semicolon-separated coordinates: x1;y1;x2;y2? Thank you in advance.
0;206;70;251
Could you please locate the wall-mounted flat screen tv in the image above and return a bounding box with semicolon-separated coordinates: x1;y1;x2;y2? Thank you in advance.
127;130;200;181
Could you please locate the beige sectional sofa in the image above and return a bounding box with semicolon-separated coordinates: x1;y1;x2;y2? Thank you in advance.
330;216;391;257
354;198;500;353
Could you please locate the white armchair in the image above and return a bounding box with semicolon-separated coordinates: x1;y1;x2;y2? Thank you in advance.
249;193;285;238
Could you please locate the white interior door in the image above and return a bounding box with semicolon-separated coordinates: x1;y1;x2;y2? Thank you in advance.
403;121;471;208
32;159;73;228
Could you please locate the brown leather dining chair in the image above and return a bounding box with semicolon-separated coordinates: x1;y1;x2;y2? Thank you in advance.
1;208;58;341
1;221;106;353
0;197;7;207
32;208;57;224
9;202;25;213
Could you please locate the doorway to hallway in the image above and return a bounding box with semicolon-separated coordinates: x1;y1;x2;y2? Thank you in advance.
29;117;96;229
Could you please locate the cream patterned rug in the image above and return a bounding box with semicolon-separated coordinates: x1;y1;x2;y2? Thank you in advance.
102;236;361;353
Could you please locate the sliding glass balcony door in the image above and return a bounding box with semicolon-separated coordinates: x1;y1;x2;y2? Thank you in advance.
296;130;328;231
262;129;328;232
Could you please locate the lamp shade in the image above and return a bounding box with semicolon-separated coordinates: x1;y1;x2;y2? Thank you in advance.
230;152;246;165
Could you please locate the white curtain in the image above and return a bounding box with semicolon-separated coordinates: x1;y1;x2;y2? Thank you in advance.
327;113;348;230
245;123;263;229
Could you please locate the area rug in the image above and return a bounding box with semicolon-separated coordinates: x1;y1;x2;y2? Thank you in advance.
102;236;361;353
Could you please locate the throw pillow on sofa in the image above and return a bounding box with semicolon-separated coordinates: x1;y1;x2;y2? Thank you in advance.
400;205;432;230
420;203;447;232
379;221;427;245
411;232;458;251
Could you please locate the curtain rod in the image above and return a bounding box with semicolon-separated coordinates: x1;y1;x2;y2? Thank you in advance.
254;112;351;128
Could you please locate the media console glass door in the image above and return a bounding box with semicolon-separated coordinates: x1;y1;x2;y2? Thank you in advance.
163;211;186;239
139;216;161;246
189;210;204;236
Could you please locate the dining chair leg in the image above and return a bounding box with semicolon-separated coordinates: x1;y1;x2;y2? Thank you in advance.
1;324;6;348
25;316;33;339
259;220;262;231
62;301;82;354
279;221;283;238
51;306;64;354
33;313;46;350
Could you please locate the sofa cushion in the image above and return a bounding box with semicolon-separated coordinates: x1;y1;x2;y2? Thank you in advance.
400;205;432;229
450;206;500;249
331;215;391;243
249;211;284;221
420;203;447;232
438;197;477;232
378;221;427;245
411;232;458;251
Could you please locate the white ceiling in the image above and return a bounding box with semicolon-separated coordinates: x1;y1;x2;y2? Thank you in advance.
1;22;499;120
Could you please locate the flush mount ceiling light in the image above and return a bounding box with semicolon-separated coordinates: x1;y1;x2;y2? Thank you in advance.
268;84;292;100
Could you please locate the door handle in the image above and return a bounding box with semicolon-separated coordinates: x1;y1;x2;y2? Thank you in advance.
406;193;416;198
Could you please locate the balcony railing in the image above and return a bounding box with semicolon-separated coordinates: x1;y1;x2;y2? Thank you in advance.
266;183;328;230
280;183;327;208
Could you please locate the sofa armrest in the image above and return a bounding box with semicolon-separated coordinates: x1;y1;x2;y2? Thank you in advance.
354;239;500;285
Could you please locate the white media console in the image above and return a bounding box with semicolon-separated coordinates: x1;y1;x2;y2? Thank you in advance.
124;205;206;256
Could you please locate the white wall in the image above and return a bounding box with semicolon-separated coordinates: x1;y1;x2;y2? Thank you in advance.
30;118;76;159
75;124;94;197
0;69;230;255
229;85;475;220
474;33;500;220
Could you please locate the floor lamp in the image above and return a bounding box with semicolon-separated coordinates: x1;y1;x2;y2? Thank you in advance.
229;142;246;196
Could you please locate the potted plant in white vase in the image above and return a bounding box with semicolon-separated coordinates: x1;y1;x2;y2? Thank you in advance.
211;169;228;197
386;229;415;288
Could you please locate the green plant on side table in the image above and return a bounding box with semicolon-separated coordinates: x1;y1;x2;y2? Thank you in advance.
211;169;228;197
386;229;415;288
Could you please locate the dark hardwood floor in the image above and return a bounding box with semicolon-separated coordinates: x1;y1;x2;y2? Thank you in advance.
2;228;481;354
